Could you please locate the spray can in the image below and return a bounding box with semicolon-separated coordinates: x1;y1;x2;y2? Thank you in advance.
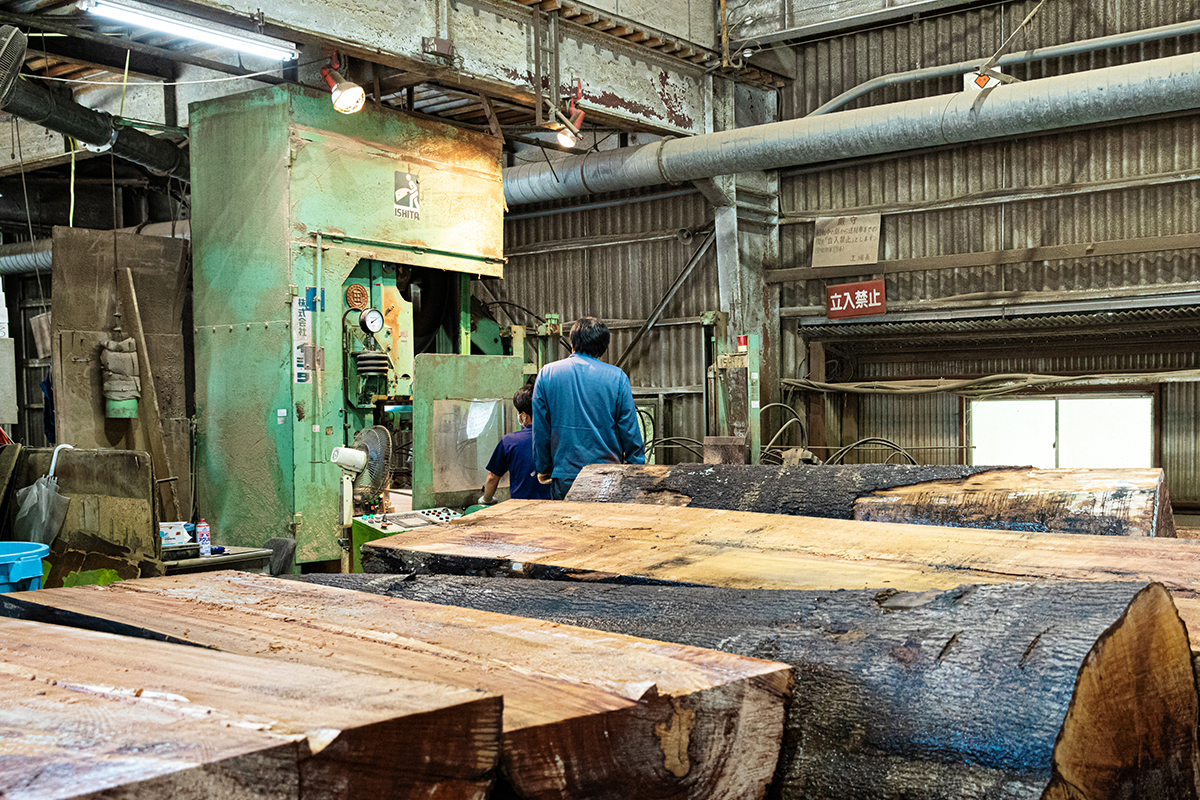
197;519;211;557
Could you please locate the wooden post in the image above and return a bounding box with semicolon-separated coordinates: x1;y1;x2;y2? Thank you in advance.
117;267;178;521
807;341;826;454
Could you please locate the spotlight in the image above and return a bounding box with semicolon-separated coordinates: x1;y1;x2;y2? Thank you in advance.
554;100;584;149
322;65;365;114
556;125;576;148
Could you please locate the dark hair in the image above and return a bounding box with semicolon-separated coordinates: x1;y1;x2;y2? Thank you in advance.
513;383;534;415
569;317;610;357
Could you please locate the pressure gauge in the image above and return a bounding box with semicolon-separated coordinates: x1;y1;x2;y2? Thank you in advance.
358;307;385;334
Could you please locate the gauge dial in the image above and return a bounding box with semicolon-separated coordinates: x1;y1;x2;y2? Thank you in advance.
358;307;385;334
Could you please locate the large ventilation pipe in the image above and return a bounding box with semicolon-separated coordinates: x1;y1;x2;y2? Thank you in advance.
0;26;189;182
504;50;1200;206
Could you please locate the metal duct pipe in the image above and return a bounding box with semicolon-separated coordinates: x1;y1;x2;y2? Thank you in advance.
811;17;1200;116
0;237;49;275
1;78;189;182
504;50;1200;206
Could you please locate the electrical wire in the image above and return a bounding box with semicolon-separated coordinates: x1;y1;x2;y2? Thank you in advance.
11;119;46;309
825;437;917;466
760;417;806;453
783;369;1200;399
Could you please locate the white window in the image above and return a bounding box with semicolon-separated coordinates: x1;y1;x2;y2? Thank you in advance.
969;394;1153;468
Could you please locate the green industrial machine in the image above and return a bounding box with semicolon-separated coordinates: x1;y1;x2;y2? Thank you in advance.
191;85;519;566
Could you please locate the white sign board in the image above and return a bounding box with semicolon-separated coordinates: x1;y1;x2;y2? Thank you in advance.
811;214;882;269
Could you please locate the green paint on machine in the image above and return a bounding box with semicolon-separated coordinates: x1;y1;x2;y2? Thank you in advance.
190;85;505;564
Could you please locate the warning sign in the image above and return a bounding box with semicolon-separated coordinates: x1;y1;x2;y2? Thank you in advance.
811;213;881;269
826;279;886;320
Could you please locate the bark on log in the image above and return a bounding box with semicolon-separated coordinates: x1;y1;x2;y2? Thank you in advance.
298;574;1200;800
565;464;1176;536
358;500;1200;647
0;615;501;799
0;571;791;800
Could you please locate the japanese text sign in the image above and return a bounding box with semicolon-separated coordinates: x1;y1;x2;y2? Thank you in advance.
812;213;881;269
826;279;886;319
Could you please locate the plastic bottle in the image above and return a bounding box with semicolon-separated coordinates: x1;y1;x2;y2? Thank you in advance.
197;519;211;557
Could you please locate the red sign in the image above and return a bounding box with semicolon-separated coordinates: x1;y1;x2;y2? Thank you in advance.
826;279;886;319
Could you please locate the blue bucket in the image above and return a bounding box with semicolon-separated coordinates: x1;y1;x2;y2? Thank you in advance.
0;542;50;593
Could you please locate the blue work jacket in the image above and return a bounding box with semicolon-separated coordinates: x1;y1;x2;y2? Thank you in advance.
532;353;645;481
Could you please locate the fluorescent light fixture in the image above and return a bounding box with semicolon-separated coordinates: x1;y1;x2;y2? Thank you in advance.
82;0;298;61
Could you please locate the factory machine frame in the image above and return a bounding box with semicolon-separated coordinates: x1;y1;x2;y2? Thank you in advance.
190;85;519;565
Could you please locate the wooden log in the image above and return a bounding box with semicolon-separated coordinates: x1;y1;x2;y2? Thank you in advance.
357;500;1200;646
299;573;1200;800
0;616;501;799
0;571;792;800
565;463;1177;536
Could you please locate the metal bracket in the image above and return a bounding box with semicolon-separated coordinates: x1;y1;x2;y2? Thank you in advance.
422;36;454;60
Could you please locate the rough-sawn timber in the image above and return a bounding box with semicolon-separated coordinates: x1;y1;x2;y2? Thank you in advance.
0;571;792;800
359;500;1200;645
300;573;1200;800
0;616;501;799
565;464;1176;536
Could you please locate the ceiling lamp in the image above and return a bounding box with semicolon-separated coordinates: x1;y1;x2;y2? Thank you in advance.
555;78;585;148
321;62;365;114
82;0;298;61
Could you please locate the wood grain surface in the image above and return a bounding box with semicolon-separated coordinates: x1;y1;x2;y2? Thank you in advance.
1;571;792;800
0;616;501;800
360;500;1200;645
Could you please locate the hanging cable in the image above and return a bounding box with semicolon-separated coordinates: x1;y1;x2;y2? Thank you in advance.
825;437;917;466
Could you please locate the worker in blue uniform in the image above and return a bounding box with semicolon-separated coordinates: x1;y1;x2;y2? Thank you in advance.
479;382;554;504
532;317;645;500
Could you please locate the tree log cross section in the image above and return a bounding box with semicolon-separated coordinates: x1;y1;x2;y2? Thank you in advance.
0;571;792;800
299;573;1200;800
0;616;502;799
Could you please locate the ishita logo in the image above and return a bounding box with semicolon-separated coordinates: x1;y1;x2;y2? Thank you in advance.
395;172;420;220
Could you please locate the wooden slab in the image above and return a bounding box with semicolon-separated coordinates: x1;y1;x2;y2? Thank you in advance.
358;500;1200;645
566;464;1176;536
0;571;792;800
0;616;501;799
301;574;1200;800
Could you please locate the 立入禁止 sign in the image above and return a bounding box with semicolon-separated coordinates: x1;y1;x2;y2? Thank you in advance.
826;279;886;319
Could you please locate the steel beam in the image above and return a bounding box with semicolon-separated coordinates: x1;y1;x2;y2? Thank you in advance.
174;0;713;135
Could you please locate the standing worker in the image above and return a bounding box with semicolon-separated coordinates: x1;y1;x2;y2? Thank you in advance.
480;382;553;504
532;317;645;500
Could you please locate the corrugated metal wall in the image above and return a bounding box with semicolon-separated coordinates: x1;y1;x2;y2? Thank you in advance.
781;0;1200;310
778;0;1200;502
492;189;716;460
852;350;1200;501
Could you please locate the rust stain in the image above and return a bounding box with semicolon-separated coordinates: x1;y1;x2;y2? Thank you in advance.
295;402;306;422
654;698;695;778
654;71;695;130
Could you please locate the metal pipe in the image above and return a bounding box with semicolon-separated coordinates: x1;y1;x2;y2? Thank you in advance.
0;238;51;275
503;50;1200;206
2;77;189;181
504;188;698;220
615;230;715;369
810;17;1200;116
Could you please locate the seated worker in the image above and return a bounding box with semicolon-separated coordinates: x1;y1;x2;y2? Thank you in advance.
479;382;553;504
